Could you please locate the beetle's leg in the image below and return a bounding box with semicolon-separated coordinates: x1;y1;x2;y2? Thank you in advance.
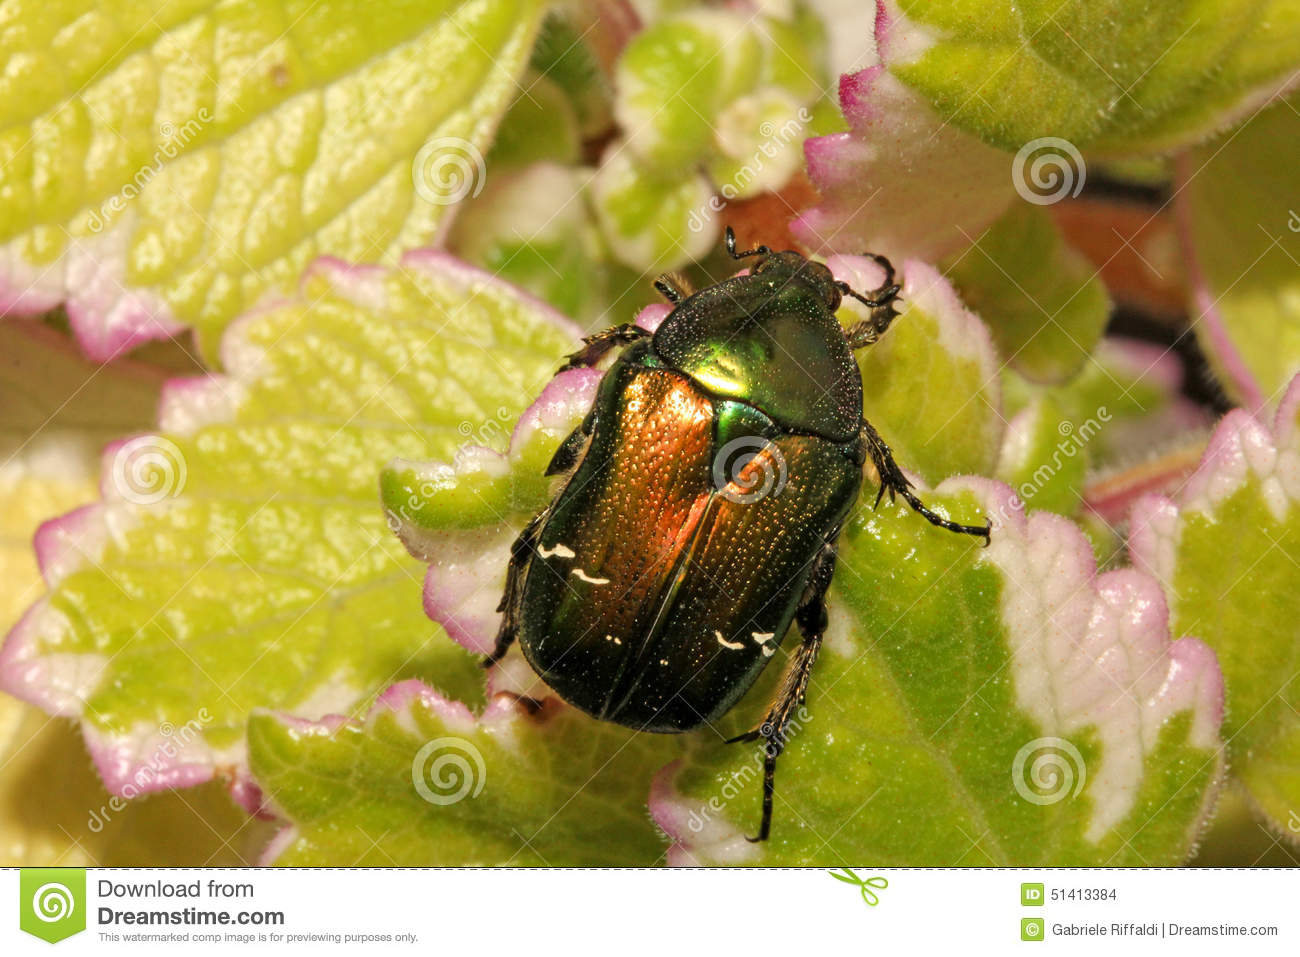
841;254;902;350
558;324;651;372
728;537;838;841
486;510;546;666
653;271;694;303
545;406;596;476
860;418;991;545
724;225;771;261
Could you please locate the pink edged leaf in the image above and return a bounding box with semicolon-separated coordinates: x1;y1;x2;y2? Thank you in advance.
0;250;580;809
0;0;547;362
0;320;273;864
1130;373;1300;838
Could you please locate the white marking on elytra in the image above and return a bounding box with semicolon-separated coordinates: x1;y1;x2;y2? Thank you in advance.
659;659;670;666
571;568;610;584
715;630;745;651
751;631;775;644
604;634;622;645
761;646;776;657
538;543;576;559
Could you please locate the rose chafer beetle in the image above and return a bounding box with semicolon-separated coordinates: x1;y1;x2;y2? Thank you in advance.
489;229;990;841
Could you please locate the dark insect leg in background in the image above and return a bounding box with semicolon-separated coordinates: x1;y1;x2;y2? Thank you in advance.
486;510;546;666
859;419;992;544
653;272;695;303
558;324;650;372
729;535;840;842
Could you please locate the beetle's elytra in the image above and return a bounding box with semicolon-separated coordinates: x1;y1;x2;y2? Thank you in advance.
489;229;990;841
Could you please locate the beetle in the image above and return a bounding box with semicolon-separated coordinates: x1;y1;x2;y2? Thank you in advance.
488;228;989;841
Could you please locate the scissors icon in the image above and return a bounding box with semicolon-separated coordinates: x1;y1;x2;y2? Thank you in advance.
828;868;889;906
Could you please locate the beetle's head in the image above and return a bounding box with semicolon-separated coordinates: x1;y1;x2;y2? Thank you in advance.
751;251;842;311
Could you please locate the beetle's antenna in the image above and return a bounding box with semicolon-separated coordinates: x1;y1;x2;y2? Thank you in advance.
724;226;771;261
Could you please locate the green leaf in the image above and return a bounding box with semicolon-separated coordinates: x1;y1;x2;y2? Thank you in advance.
526;9;614;139
657;479;1223;865
1131;376;1300;839
613;11;762;175
888;0;1300;154
486;76;581;170
1003;337;1213;467
0;253;580;801
250;680;680;865
995;396;1089;516
1190;786;1300;866
996;337;1214;521
1176;95;1300;412
946;205;1110;385
0;0;544;361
